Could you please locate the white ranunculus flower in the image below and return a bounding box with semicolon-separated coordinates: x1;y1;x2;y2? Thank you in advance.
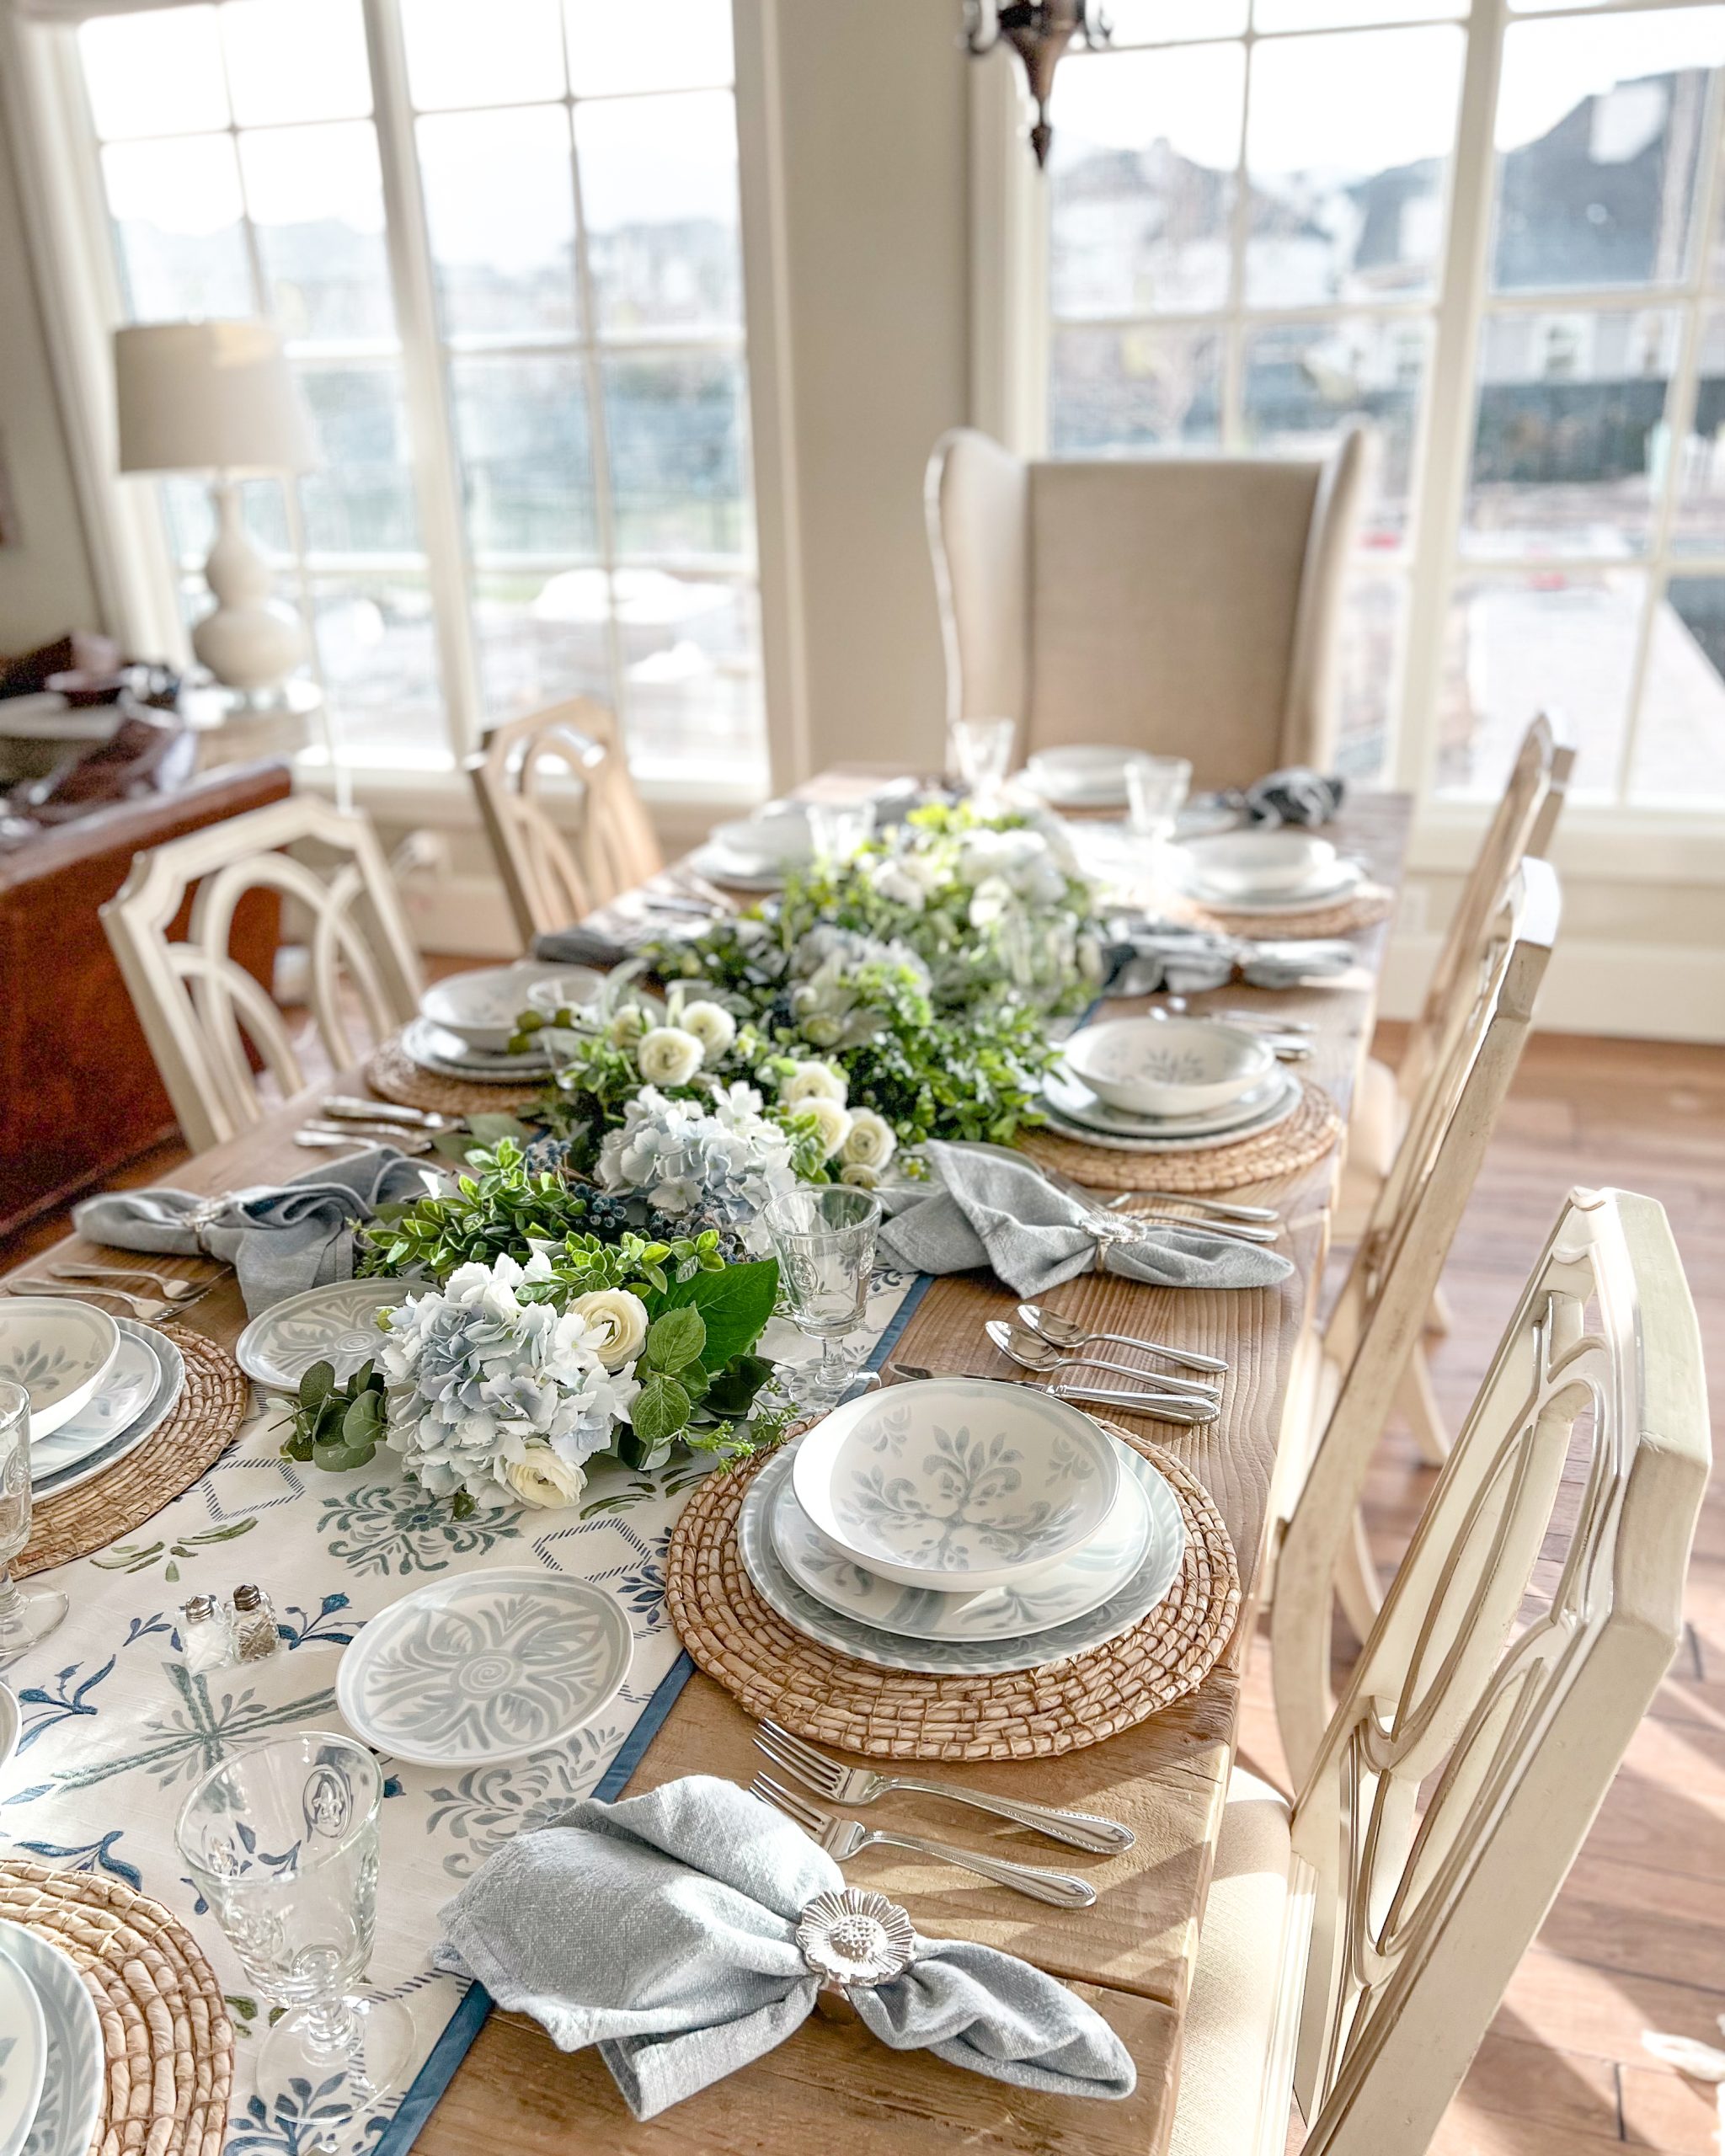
564;1288;649;1371
968;874;1014;929
841;1107;897;1171
781;1059;848;1107
678;1000;737;1064
608;1005;650;1049
802;1097;853;1161
637;1025;706;1086
839;1161;881;1189
868;857;927;910
505;1448;587;1508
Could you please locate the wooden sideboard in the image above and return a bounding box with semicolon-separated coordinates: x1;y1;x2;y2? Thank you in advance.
0;759;292;1238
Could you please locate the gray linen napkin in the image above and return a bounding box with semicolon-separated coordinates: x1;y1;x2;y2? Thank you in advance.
71;1146;431;1317
435;1774;1135;2120
531;924;634;969
1100;922;1358;998
877;1140;1291;1295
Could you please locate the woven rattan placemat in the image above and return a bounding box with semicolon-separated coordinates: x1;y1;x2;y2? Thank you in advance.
0;1861;233;2156
363;1035;545;1117
666;1422;1240;1760
1017;1075;1342;1195
19;1327;248;1577
1172;883;1395;941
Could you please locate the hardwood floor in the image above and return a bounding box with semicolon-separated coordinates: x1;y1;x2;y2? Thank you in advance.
5;1017;1722;2153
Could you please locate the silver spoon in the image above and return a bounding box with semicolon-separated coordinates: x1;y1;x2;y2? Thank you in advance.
889;1362;1215;1426
1104;1190;1279;1225
1014;1302;1229;1376
985;1319;1221;1406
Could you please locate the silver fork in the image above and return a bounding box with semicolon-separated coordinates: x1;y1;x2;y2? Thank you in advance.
755;1721;1134;1854
749;1773;1097;1908
3;1282;179;1321
51;1264;209;1301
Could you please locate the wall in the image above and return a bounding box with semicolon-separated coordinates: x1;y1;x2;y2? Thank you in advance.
0;108;99;654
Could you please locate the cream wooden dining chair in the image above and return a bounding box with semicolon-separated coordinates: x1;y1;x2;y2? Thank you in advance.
466;699;663;945
102;793;423;1155
1270;857;1560;1782
1337;711;1575;1462
925;425;1370;787
1172;1184;1709;2156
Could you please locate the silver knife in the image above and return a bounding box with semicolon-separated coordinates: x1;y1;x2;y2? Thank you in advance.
321;1096;457;1130
889;1362;1216;1425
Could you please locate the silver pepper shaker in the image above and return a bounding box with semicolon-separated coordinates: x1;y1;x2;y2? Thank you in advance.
179;1593;232;1675
229;1582;279;1663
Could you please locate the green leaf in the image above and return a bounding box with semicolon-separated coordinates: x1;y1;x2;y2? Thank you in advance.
643;1305;706;1374
298;1361;337;1411
657;1261;779;1374
467;1112;537;1148
342;1393;382;1444
631;1373;692;1448
704;1352;775;1417
312;1435;377;1473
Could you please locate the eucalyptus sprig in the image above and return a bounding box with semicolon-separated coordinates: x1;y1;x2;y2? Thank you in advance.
280;1358;387;1474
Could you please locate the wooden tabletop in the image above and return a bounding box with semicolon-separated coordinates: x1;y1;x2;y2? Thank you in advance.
10;789;1408;2156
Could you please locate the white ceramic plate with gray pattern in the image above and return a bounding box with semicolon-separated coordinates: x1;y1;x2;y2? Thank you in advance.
28;1319;174;1489
0;1300;119;1440
770;1441;1153;1641
0;1684;17;1781
0;1935;43;2156
336;1567;633;1768
236;1279;409;1392
0;1924;103;2156
399;1016;556;1082
740;1437;1187;1675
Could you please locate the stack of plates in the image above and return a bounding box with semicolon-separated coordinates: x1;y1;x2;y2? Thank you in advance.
0;1301;185;1501
399;1014;558;1084
734;1378;1187;1675
419;961;602;1054
1039;1060;1302;1153
1167;830;1364;916
0;1919;106;2156
687;807;814;892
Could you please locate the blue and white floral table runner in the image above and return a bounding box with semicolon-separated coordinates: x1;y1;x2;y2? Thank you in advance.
0;1268;926;2156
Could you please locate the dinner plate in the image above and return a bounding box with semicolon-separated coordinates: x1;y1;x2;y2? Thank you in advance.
771;1446;1153;1641
1039;1069;1304;1153
1174;859;1365;915
419;962;603;1053
336;1567;633;1768
738;1438;1187;1675
30;1321;184;1497
0;1925;104;2156
0;1945;45;2156
1042;1063;1296;1140
236;1278;409;1392
27;1325;158;1484
0;1300;119;1441
399;1016;557;1083
686;843;786;893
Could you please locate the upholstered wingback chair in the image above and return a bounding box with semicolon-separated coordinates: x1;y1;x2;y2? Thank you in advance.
925;426;1370;788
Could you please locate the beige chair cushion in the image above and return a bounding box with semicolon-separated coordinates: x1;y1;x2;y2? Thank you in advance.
1168;1765;1297;2156
1335;1052;1404;1243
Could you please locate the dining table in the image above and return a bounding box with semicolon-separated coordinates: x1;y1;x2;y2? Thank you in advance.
3;776;1410;2156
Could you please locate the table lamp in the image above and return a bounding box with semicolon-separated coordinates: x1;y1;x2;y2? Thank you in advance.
115;320;318;700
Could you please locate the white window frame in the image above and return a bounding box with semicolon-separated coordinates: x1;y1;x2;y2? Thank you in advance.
0;0;807;810
972;0;1725;886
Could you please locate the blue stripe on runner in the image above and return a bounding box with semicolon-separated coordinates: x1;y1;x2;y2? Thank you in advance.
371;1267;936;2156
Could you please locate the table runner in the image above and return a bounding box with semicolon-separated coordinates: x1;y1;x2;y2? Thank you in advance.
0;1267;928;2156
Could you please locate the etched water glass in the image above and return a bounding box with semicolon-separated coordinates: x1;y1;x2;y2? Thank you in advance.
0;1380;67;1662
176;1732;413;2140
1124;754;1193;902
763;1186;884;1410
949;715;1016;809
806;797;877;873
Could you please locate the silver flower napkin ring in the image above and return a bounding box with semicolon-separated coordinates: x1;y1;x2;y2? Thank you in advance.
182;1197;230;1254
796;1888;914;1991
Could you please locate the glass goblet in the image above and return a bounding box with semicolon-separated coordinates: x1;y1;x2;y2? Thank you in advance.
949;715;1016;810
805;797;877;873
0;1380;67;1663
763;1185;884;1412
176;1732;414;2143
1124;754;1194;902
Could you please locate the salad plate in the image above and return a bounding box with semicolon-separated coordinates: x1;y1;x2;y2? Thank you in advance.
419;962;603;1053
0;1299;119;1439
770;1443;1152;1641
236;1278;408;1391
30;1320;183;1495
0;1924;104;2156
1042;1062;1298;1140
738;1438;1187;1676
337;1568;633;1768
1039;1068;1303;1153
0;1945;45;2156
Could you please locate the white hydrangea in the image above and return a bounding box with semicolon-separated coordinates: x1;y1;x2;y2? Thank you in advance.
378;1251;640;1509
595;1084;799;1251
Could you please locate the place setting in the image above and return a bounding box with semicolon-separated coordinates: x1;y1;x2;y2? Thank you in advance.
364;958;611;1114
1162;828;1396;940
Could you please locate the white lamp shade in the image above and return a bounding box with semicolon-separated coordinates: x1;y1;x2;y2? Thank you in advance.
115;320;319;477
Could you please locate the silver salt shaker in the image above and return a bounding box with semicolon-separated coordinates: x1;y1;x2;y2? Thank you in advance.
180;1593;232;1674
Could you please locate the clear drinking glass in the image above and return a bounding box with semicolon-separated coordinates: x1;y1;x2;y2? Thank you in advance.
0;1381;67;1662
949;715;1016;810
1124;753;1194;902
805;797;877;873
176;1733;413;2140
999;911;1078;1014
763;1186;883;1410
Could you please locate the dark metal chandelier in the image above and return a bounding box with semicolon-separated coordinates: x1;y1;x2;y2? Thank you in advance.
964;2;1113;168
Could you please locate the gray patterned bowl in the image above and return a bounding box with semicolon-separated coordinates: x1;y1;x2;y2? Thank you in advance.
0;1299;119;1440
790;1377;1121;1593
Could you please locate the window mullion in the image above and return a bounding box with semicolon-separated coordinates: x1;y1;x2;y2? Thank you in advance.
1222;29;1256;449
566;99;632;746
1392;0;1508;800
1611;65;1725;804
360;0;484;760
